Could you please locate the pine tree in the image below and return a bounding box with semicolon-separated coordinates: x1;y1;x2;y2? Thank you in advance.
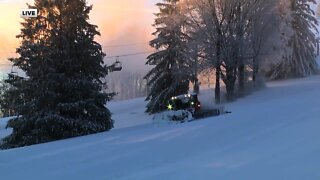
145;0;191;113
1;0;113;149
316;2;320;19
270;0;318;79
0;74;23;117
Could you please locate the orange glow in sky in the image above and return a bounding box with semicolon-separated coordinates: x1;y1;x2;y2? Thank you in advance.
0;0;157;73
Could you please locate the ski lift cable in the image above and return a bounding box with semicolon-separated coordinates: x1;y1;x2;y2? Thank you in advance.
0;50;154;63
104;51;154;59
102;42;148;48
0;50;155;64
0;42;149;53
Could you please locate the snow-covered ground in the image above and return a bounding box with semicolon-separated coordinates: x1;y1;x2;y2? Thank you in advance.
0;117;12;140
1;75;320;180
108;97;152;129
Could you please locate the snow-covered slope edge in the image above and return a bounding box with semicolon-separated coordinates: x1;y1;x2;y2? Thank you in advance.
0;117;13;140
0;76;320;180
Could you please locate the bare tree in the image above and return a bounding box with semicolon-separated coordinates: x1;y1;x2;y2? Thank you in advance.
185;0;271;101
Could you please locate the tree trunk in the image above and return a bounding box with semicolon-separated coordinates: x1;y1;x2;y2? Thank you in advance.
194;78;200;94
215;40;222;104
225;68;236;101
236;2;245;97
238;63;245;96
253;57;259;83
215;67;221;104
193;46;200;94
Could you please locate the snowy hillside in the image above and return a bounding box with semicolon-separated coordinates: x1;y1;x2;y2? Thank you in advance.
1;75;320;180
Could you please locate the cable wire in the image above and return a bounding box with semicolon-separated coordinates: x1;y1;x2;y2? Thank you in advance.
105;51;154;59
102;42;148;48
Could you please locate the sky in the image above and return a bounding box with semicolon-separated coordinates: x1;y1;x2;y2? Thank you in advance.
1;0;318;79
0;0;160;77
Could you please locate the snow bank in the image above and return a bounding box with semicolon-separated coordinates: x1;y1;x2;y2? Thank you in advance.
0;117;13;140
153;110;194;126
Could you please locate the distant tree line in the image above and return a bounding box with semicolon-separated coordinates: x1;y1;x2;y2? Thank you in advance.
103;71;148;101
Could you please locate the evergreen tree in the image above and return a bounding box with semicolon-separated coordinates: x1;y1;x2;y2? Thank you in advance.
1;0;113;149
145;0;191;113
270;0;318;79
316;1;320;19
0;74;23;117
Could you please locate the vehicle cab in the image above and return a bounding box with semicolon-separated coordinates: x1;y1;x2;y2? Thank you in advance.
168;93;201;114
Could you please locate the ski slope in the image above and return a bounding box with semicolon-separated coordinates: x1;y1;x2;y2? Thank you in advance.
1;75;320;180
